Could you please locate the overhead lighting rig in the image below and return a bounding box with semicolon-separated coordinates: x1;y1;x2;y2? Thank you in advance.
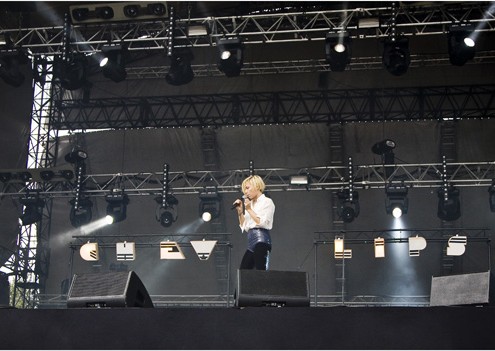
69;2;168;24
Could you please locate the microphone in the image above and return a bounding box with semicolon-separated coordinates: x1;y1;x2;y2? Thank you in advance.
231;195;246;210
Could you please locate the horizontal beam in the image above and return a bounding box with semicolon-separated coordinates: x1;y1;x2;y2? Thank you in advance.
1;2;494;55
1;161;494;198
54;85;495;130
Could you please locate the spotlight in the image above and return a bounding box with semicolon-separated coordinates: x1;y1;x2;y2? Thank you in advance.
54;53;89;91
105;190;129;223
385;186;408;218
64;149;88;164
69;197;93;228
71;7;89;22
60;169;75;180
199;191;221;222
96;6;114;20
19;192;45;226
325;31;351;72
337;190;360;223
165;49;194;86
40;170;55;181
437;186;461;221
123;4;140;18
18;171;32;182
382;37;410;76
448;24;476;66
290;174;309;187
372;139;396;178
147;3;166;16
489;181;495;212
100;44;127;83
155;194;178;228
0;51;26;87
217;37;244;77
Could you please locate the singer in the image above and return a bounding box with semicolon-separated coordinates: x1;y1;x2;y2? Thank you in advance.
232;175;275;270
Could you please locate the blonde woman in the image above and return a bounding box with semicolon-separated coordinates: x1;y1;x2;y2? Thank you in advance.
232;175;275;270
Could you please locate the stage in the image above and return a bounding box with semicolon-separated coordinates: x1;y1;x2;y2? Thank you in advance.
1;306;494;349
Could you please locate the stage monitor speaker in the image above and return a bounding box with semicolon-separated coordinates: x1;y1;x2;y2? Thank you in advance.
235;269;310;307
430;271;490;306
67;271;153;308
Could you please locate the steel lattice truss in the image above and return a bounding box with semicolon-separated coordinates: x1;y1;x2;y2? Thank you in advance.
1;161;495;199
54;84;495;130
1;2;495;55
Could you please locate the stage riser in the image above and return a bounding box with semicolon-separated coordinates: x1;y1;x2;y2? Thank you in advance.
1;307;494;349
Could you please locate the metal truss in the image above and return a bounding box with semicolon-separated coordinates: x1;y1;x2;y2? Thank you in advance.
1;2;494;56
1;161;494;199
6;58;59;308
53;84;495;130
124;51;495;79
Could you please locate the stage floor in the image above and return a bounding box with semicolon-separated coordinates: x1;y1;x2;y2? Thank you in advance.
1;306;494;349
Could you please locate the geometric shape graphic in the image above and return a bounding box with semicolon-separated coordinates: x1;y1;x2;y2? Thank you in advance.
190;240;217;260
235;269;310;307
160;241;185;260
430;271;490;306
67;271;153;308
446;235;467;256
374;237;385;258
80;242;99;261
116;241;136;261
408;236;427;257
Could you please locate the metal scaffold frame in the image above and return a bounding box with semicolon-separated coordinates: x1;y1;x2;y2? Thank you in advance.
53;84;495;130
7;57;59;308
2;161;495;199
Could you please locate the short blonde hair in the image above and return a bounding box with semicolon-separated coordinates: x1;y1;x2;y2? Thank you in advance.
242;175;266;193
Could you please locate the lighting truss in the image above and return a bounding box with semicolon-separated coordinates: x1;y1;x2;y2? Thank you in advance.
1;161;494;199
1;3;495;56
52;84;495;130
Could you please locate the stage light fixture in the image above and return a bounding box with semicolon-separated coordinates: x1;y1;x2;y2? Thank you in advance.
123;4;140;18
199;191;221;222
19;192;45;226
69;197;93;228
489;181;495;212
100;44;127;83
217;37;244;77
382;37;410;76
54;53;89;90
105;190;129;223
39;170;55;181
166;49;194;86
290;175;309;186
18;171;32;182
325;31;351;72
448;24;476;66
96;6;114;20
337;190;360;223
385;186;408;218
147;2;166;16
155;194;178;228
372;139;396;178
64;149;88;164
374;237;385;258
437;186;461;221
